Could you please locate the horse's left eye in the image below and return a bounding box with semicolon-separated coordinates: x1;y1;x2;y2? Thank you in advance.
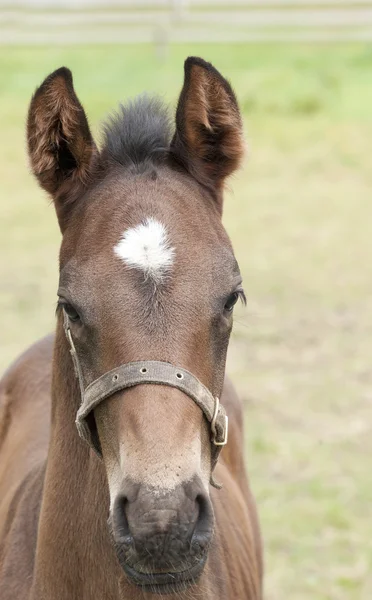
224;292;239;313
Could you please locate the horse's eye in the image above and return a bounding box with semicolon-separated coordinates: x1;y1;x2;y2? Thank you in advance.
224;292;239;313
63;303;80;323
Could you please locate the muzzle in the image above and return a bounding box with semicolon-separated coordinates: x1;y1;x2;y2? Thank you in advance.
63;312;228;488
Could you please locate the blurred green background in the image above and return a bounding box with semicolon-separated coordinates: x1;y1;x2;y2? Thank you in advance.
1;41;372;599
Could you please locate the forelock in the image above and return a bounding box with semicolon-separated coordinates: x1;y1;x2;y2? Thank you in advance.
101;95;173;173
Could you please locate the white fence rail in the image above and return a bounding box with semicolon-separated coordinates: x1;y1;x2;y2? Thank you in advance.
1;1;372;44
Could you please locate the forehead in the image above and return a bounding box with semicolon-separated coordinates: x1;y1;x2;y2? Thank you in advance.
60;168;238;291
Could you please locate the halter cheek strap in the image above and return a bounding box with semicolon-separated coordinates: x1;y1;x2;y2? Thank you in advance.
63;312;228;489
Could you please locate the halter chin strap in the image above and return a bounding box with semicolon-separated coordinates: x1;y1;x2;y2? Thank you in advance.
63;312;228;489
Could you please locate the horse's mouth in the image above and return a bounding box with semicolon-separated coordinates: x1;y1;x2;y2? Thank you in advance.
122;555;207;593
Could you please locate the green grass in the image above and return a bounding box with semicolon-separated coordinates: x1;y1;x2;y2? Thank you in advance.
1;44;372;599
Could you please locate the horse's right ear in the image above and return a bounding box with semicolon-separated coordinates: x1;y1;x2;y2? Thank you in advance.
27;67;98;232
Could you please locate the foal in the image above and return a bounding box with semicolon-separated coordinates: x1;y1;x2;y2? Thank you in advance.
0;57;262;599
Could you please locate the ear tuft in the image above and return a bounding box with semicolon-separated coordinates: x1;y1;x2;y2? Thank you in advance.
27;67;98;230
171;57;245;203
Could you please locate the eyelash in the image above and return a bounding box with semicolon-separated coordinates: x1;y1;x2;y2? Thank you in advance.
237;289;247;306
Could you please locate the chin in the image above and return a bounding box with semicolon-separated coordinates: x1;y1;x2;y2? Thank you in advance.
122;555;207;595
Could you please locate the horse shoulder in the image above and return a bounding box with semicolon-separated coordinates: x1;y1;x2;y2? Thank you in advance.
0;463;45;600
0;335;53;541
218;377;264;591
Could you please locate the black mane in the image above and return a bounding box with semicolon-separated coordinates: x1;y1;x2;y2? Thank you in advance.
102;95;173;171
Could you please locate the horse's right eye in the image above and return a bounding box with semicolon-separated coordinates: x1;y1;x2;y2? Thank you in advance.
62;303;80;323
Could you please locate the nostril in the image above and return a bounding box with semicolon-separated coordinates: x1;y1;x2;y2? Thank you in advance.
112;494;132;546
191;493;213;552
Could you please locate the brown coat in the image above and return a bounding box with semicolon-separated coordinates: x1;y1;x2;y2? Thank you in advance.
0;56;263;599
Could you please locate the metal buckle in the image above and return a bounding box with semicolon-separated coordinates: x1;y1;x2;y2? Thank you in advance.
211;396;229;446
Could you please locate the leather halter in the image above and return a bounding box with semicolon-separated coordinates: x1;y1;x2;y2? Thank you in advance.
63;312;228;488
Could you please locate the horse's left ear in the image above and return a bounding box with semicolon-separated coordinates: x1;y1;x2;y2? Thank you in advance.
27;67;98;231
171;57;245;209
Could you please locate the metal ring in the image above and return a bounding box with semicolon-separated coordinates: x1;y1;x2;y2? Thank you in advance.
211;396;219;440
211;397;228;447
176;372;184;380
140;367;147;374
213;416;229;447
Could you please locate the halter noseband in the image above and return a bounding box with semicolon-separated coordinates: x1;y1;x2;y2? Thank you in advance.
63;312;228;489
